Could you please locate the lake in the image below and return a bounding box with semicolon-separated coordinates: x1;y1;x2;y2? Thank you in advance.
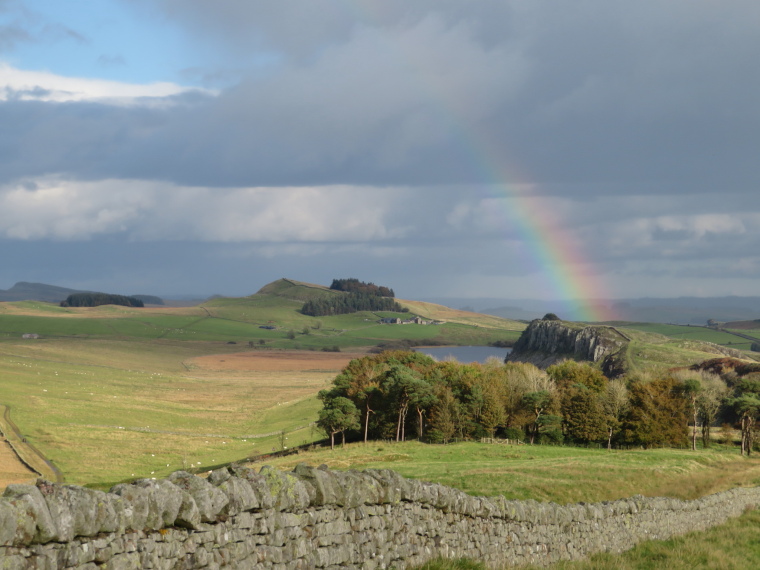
413;345;512;364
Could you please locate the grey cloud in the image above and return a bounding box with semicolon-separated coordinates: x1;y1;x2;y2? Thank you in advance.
5;2;760;195
0;24;29;51
134;0;517;60
1;2;759;198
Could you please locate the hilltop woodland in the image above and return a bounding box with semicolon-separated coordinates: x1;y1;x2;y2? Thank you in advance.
317;352;760;454
302;278;406;317
60;292;144;308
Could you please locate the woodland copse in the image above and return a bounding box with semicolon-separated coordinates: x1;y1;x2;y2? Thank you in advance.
317;351;760;454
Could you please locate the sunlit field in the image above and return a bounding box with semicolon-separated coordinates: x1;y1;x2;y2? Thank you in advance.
0;337;359;488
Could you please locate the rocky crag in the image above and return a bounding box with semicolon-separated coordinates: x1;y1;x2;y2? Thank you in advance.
506;318;629;374
506;318;748;376
1;465;760;569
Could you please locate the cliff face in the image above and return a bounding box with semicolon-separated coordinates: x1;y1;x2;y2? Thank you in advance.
506;319;628;371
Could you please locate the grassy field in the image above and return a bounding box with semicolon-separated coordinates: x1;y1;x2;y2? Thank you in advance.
0;285;525;350
2;289;760;567
253;440;760;504
621;322;757;352
0;337;359;488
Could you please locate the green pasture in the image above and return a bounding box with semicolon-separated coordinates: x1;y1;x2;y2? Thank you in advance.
257;440;760;505
623;339;745;372
0;337;334;487
0;297;521;350
622;322;753;348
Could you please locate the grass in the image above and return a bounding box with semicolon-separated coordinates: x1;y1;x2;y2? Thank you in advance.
0;337;345;487
0;294;524;350
252;440;760;505
621;323;757;352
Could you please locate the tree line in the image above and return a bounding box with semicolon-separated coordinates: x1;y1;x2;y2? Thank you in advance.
60;293;144;308
317;352;760;453
330;278;395;298
302;293;407;317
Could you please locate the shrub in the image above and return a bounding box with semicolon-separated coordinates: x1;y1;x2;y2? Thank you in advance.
502;427;525;442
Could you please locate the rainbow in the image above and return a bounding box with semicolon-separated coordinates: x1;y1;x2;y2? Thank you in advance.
483;180;615;323
335;4;616;321
452;126;615;322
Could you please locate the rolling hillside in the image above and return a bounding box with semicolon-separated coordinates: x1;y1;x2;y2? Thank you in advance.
0;278;526;349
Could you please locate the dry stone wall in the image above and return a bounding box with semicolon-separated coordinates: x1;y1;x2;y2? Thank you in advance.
1;464;759;569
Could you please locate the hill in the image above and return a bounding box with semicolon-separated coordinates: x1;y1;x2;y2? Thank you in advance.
426;295;760;325
0;282;166;305
0;278;525;349
0;281;87;303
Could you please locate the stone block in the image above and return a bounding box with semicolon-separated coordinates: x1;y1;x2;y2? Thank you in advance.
3;484;57;544
167;472;228;523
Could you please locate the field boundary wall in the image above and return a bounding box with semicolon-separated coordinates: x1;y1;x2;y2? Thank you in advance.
1;464;759;569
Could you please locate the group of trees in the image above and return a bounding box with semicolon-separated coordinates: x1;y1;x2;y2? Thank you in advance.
60;293;144;308
302;278;404;317
302;293;406;317
329;278;395;298
317;352;760;454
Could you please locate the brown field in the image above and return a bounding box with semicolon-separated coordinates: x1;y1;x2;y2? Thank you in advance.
189;350;365;372
0;437;38;488
398;300;525;330
723;320;760;330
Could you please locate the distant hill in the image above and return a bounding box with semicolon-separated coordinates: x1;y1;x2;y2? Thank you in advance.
424;296;760;325
723;319;760;330
0;282;166;306
251;278;526;331
0;282;88;303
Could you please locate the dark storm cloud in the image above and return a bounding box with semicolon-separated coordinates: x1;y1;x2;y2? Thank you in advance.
1;1;758;195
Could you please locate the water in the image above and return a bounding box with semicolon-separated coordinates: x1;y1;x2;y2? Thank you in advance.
413;345;512;364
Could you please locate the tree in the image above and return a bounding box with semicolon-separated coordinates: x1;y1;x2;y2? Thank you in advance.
316;394;360;450
479;388;507;437
548;360;608;394
429;385;458;443
522;391;553;445
622;377;689;448
602;379;629;450
500;363;550;430
682;378;703;451
697;374;730;448
340;356;385;444
409;381;437;440
729;380;760;456
380;364;430;442
562;385;607;444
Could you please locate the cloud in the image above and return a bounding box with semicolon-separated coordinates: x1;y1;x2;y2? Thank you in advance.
3;2;760;194
0;177;409;243
0;62;201;103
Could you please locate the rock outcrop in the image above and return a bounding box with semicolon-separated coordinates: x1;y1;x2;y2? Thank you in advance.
506;318;628;372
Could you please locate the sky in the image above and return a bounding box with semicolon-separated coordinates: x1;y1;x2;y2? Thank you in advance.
1;1;759;318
